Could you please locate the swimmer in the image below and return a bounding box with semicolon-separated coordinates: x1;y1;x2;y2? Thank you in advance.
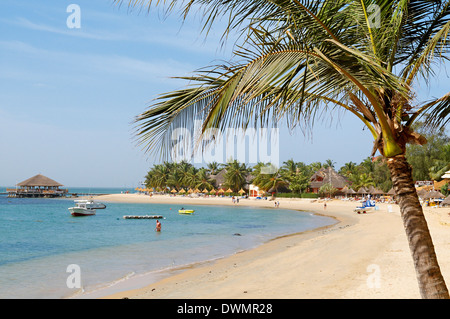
155;220;161;232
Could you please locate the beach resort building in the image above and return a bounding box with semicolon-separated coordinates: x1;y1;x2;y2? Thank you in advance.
7;174;68;198
308;167;349;194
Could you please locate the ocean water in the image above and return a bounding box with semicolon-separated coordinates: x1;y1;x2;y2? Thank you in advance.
0;189;335;299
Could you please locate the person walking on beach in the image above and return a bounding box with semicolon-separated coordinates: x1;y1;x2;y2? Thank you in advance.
155;220;161;232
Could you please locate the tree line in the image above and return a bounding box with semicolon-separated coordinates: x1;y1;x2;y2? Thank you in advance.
144;124;449;196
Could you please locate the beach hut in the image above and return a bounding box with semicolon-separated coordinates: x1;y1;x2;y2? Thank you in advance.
308;167;349;194
8;174;68;198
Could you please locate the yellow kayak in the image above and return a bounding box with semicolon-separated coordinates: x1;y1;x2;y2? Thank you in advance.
179;209;195;214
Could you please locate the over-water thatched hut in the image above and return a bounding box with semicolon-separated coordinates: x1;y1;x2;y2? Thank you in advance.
7;174;68;198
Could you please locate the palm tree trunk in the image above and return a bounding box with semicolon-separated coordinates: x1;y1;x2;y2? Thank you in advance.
387;155;449;299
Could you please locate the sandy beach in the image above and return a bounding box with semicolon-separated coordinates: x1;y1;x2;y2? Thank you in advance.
89;193;450;299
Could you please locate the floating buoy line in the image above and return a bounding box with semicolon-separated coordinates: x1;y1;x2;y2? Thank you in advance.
123;215;164;219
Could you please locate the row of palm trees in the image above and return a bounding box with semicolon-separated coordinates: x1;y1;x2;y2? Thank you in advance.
144;157;392;195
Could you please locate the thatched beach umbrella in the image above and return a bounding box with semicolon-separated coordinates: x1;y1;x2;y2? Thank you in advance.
423;190;445;199
202;188;209;193
188;188;193;194
442;195;450;207
170;188;177;193
238;188;246;194
218;188;224;194
371;188;384;195
179;188;186;194
225;188;233;194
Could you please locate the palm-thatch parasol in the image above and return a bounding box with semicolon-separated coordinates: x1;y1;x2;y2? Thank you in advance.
225;188;233;193
202;188;209;193
442;195;450;207
422;190;445;199
357;187;369;194
238;188;246;194
371;188;384;195
218;188;224;193
170;188;177;193
179;188;186;194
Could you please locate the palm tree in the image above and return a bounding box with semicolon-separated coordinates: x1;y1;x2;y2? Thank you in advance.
324;159;336;169
282;159;298;174
351;172;376;191
118;0;450;298
339;161;358;177
256;169;288;197
206;161;221;176
223;159;250;191
195;168;216;190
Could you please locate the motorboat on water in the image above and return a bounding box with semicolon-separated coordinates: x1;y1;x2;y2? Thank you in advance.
178;209;195;215
74;199;106;209
69;202;96;216
68;199;105;216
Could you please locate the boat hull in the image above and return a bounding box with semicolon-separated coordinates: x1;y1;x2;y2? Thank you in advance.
69;207;96;216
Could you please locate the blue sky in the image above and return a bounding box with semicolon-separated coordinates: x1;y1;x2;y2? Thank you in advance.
0;1;448;187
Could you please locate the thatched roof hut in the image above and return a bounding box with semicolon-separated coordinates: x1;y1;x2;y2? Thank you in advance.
7;174;67;198
17;174;63;188
422;190;445;199
309;167;348;193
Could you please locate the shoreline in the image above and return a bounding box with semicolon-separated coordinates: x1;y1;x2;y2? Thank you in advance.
79;194;450;299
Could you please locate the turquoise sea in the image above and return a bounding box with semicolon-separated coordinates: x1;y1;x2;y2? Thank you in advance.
0;187;335;299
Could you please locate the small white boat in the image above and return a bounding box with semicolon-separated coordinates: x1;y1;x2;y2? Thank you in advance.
68;199;104;216
74;199;106;209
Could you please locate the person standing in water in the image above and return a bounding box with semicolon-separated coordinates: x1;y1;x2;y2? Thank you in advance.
155;220;161;232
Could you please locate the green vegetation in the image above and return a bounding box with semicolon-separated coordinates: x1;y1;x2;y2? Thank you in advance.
145;124;450;194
